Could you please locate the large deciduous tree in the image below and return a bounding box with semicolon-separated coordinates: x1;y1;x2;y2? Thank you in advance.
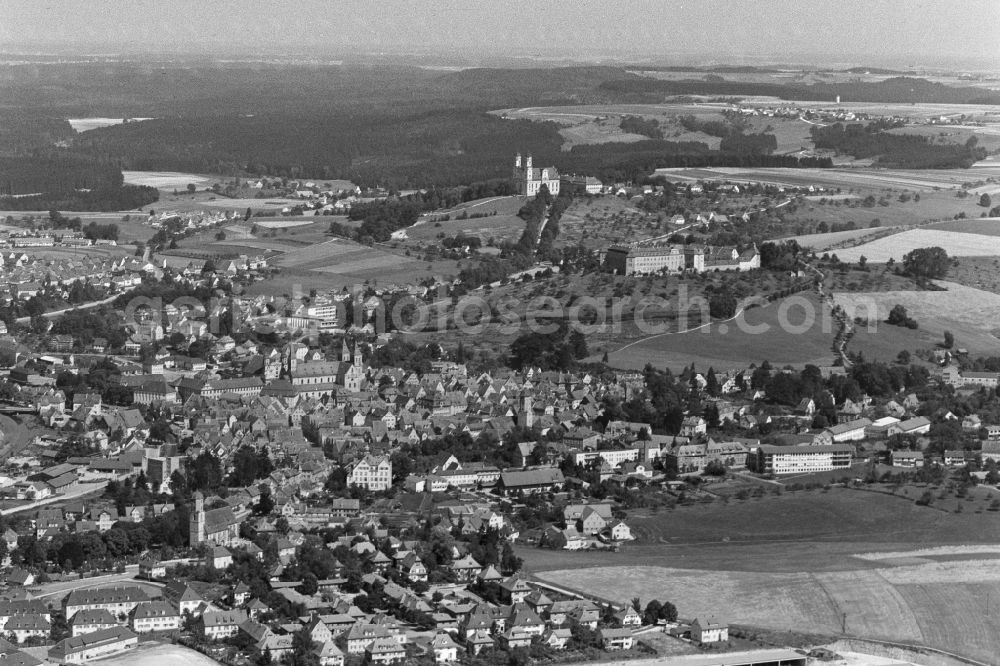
902;246;949;281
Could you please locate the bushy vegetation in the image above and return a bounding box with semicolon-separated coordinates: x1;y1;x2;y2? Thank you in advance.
619;115;663;139
811;123;987;168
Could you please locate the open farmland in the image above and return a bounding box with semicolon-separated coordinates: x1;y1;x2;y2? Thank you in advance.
493;103;728;149
924;217;1000;236
834;229;1000;262
537;564;1000;662
780;227;898;251
606;293;836;372
835;281;1000;357
248;238;458;293
654;165;1000;190
254;219;317;229
122;170;216;189
526;489;1000;663
406;196;528;243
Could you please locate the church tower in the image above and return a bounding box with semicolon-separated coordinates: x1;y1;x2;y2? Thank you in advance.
341;338;351;362
515;153;522;169
189;491;205;546
526;154;533;170
353;342;363;368
520;394;534;428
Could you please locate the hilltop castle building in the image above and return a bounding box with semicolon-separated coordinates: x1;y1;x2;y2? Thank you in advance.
513;153;560;197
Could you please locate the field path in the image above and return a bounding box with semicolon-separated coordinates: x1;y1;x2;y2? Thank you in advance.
611;306;747;355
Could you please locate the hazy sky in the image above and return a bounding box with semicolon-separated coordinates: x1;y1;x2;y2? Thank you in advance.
2;0;998;68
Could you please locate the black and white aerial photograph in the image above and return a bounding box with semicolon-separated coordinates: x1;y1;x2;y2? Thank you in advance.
0;1;999;665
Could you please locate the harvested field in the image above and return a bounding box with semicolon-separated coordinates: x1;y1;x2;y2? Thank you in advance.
122;171;216;189
834;229;1000;262
254;219;316;229
536;563;1000;663
202;197;302;210
654;165;1000;190
855;545;1000;561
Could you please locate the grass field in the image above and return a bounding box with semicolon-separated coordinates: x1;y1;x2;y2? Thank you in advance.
780;227;897;251
949;256;1000;294
924;217;1000;236
834;281;1000;355
528;488;1000;662
606;293;836;372
406;196;528;243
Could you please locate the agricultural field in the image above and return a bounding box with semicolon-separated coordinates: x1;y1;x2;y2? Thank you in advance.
777;190;989;236
537;563;1000;664
527;488;1000;662
834;229;1000;263
949;256;1000;294
604;293;837;372
405;195;528;243
780;227;897;251
834;281;1000;357
122;170;216;189
245;238;459;295
492;103;728;149
888;123;1000;156
254;219;317;229
924;217;1000;236
654;165;1000;191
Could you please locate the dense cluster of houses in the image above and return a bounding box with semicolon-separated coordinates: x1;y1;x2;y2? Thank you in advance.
3;254;149;303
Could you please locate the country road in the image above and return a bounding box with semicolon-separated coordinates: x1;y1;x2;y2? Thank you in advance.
0;480;108;516
14;294;120;325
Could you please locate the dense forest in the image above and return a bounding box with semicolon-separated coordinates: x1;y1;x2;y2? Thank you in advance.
811;122;988;168
0;62;994;197
0;156;158;211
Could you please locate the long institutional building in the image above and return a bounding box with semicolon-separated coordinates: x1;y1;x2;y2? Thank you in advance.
605;243;760;275
753;444;853;475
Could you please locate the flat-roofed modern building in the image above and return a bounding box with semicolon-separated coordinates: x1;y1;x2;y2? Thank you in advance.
753;444;853;475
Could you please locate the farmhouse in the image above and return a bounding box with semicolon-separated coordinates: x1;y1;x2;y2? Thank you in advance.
753;444;853;475
690;618;729;644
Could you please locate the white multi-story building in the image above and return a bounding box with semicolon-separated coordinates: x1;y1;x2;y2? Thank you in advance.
513;154;560;197
64;586;151;620
348;455;393;491
130;601;181;634
202;609;247;640
753;444;853;475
